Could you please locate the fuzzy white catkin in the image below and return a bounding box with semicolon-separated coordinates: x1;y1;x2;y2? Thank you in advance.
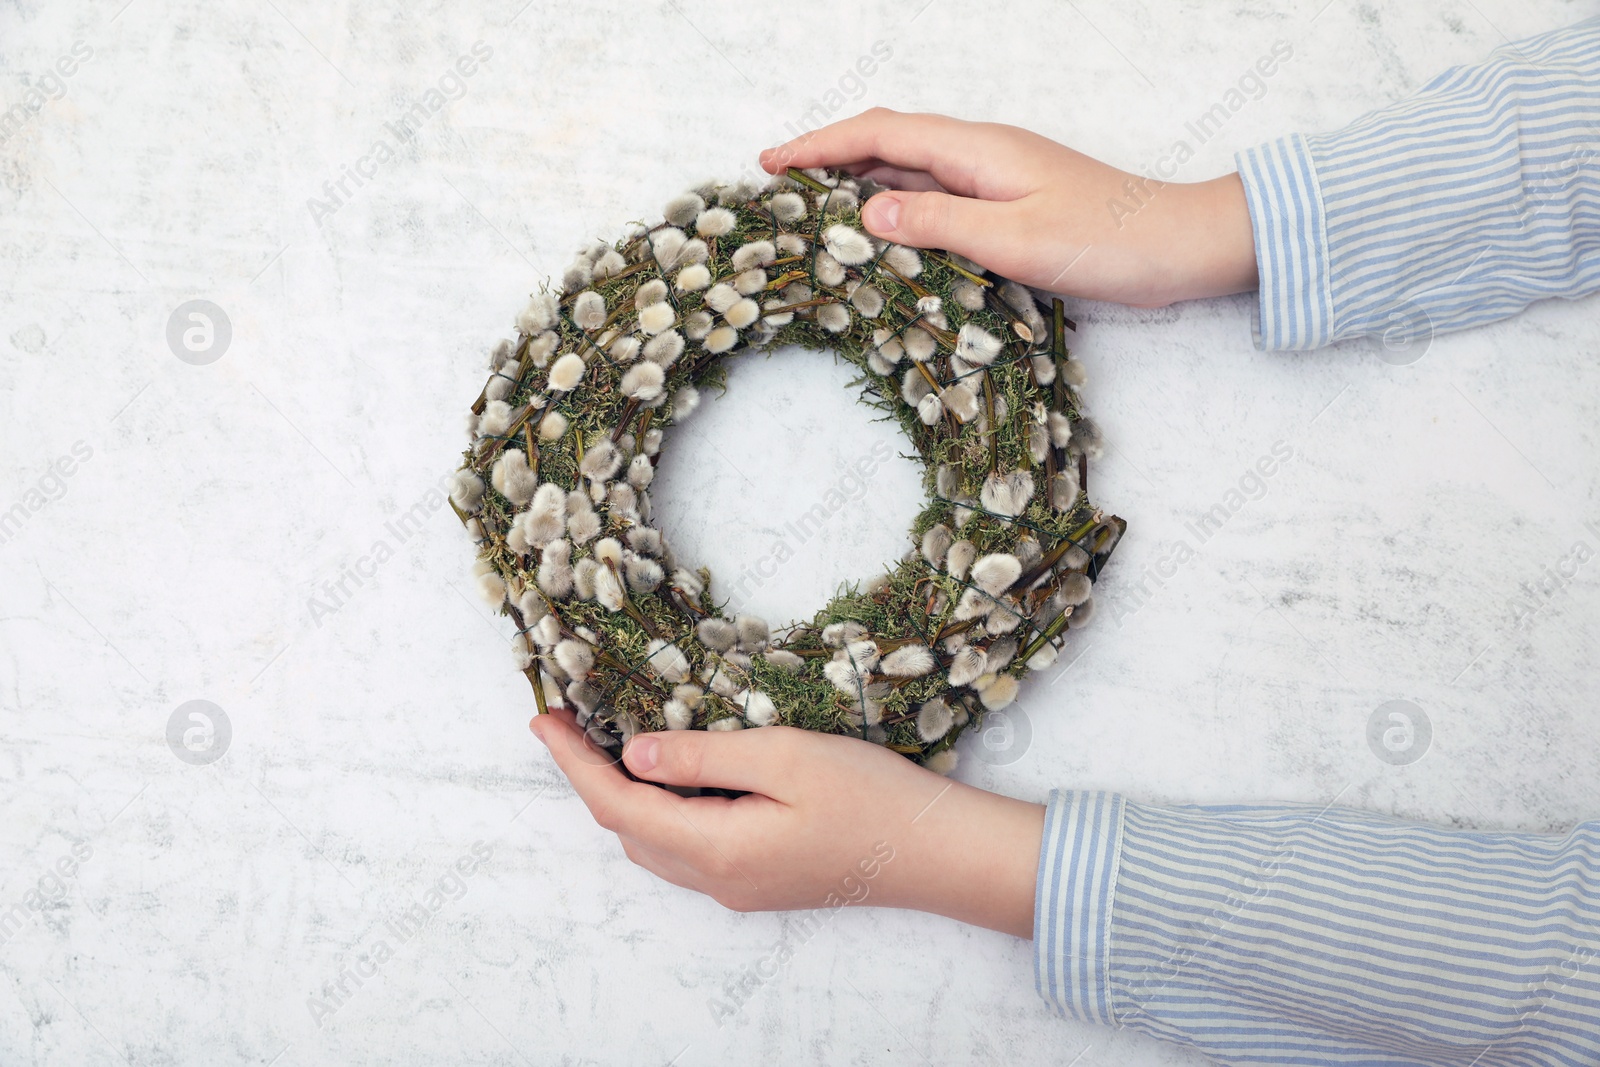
566;510;600;545
920;523;952;567
579;440;622;483
947;537;972;579
548;353;586;392
1070;417;1105;460
916;699;954;743
955;323;1002;365
450;469;485;511
843;639;880;673
977;673;1019;710
736;614;769;650
537;540;573;599
645;639;690;683
640;331;683;369
903;327;936;362
635;278;668;309
733;268;766;295
917;393;943;426
675;263;712;292
517;293;558;334
526;331;558;368
817;301;851;333
637;302;676;336
703;325;738;353
823;658;864;694
593;565;626;611
696;617;737;651
1048;411;1073;449
814;251;846;287
671;385;700;421
849;285;885;318
624;554;663;593
607;335;641;363
821;621;867;647
742;690;779;727
943;382;981;422
650;227;687;268
881;644;935;678
883;244;922;278
695;207;737;236
823;224;874;265
663;699;694;730
707;718;743;732
980;470;1035;518
724;298;761;329
620;361;665;401
592;249;627;279
704;283;740;314
626;453;655;490
554;638;594;678
664;192;705;227
539;410;568;440
572;291;605;330
682;311;713;340
473;559;506;608
568;557;596;599
763;649;804;672
971;552;1022;595
947;646;987;686
952;281;985;311
676;238;709;267
731;240;776;271
491;449;538;506
923;748;959;776
478;400;513;439
770;191;806;223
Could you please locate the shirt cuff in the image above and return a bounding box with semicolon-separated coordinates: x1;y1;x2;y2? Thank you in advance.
1235;133;1334;351
1033;789;1125;1026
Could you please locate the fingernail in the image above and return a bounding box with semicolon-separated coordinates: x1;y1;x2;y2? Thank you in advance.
627;735;660;773
868;194;901;233
529;717;548;746
758;148;773;165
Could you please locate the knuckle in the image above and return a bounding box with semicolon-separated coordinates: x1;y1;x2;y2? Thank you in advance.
903;193;949;240
589;801;622;833
668;738;705;784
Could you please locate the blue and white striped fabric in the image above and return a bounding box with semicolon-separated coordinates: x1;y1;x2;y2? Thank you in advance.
1235;16;1600;350
1035;790;1600;1065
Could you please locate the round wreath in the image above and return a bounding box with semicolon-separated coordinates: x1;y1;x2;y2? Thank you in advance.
451;167;1124;773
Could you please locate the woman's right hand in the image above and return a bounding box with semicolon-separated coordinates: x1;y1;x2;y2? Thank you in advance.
760;108;1259;309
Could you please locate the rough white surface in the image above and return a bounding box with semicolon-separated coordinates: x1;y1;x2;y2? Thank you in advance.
2;1;1598;1065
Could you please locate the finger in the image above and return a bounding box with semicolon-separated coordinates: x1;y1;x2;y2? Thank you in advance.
621;725;804;798
530;711;697;842
860;188;1023;267
760;109;1040;200
845;162;948;194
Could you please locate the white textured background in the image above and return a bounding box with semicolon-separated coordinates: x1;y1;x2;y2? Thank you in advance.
3;1;1598;1064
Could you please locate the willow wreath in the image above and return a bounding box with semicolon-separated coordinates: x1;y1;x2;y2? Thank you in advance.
450;167;1124;774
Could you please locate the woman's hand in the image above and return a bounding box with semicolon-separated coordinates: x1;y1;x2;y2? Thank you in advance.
529;709;1045;939
760;108;1258;309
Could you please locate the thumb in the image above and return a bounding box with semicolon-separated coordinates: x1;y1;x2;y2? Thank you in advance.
861;189;1000;257
622;726;797;797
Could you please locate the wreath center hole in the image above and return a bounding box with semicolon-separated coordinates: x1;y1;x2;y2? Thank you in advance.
651;345;926;627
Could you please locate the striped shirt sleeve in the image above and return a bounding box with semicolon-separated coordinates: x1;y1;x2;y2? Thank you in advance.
1236;16;1600;351
1034;789;1600;1065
